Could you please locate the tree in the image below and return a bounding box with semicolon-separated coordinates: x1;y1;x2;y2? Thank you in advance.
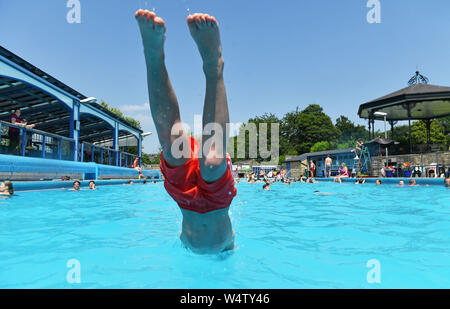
230;113;281;163
335;115;367;145
100;100;142;129
411;120;446;145
310;141;331;153
281;104;338;154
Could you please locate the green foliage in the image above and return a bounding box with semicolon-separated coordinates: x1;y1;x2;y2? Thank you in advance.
281;104;338;155
142;152;160;165
230;113;281;162
310;141;331;153
100;100;142;129
335;115;367;144
231;104;450;165
411;120;446;144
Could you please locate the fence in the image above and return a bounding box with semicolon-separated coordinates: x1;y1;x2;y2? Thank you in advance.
0;120;141;167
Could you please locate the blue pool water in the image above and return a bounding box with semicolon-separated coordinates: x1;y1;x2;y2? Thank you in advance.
1;181;449;288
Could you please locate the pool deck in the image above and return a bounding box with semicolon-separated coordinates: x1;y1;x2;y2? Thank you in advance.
316;177;447;185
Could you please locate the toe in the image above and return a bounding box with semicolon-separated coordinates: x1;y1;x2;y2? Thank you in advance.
154;17;166;31
187;15;199;30
135;9;147;21
210;16;219;28
134;9;142;18
144;10;156;21
204;14;212;26
187;14;195;24
195;14;206;28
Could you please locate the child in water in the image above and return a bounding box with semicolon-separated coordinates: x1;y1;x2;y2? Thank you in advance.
135;10;236;254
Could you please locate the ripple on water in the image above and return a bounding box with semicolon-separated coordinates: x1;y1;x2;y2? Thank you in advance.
0;181;449;288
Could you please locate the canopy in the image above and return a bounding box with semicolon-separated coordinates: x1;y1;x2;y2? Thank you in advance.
358;83;450;121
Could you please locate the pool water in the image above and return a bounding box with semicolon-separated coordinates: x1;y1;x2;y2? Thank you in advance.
1;181;449;288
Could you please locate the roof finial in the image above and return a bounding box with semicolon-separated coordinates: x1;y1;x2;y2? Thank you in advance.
408;70;429;86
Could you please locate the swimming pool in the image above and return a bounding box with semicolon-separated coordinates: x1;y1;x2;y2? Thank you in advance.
1;181;449;288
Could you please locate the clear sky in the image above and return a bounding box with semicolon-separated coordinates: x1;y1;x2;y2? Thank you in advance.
1;0;450;153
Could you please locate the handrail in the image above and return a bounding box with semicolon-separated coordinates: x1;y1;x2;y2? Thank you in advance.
81;141;117;153
80;141;140;167
0;120;75;142
119;151;138;158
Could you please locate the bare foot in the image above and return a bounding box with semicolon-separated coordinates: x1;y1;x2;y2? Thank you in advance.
187;13;224;77
135;9;166;61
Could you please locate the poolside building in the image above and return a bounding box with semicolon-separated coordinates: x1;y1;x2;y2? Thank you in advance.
0;45;159;180
283;148;357;178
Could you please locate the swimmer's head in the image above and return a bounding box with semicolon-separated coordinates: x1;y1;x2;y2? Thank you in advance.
376;179;382;185
89;181;96;189
398;180;405;186
445;177;450;188
409;179;416;186
0;181;14;195
73;181;81;190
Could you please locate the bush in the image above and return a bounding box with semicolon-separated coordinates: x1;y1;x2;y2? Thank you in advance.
310;141;331;153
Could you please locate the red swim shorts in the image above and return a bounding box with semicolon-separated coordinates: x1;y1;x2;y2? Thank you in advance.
160;137;237;214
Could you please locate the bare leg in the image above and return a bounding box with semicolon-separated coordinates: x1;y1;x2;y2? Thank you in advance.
187;13;229;183
135;9;190;167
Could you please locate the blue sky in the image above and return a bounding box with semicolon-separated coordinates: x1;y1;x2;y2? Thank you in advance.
1;0;450;153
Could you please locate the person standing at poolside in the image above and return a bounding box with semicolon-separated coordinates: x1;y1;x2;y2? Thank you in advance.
325;155;332;178
9;109;35;155
309;160;316;178
135;10;236;254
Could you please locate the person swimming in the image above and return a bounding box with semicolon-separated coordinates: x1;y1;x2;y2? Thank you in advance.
314;191;334;196
89;181;96;190
0;181;14;196
72;180;81;191
135;10;236;254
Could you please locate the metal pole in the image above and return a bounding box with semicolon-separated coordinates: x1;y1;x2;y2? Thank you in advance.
58;138;62;160
21;129;26;156
408;119;412;154
384;115;388;166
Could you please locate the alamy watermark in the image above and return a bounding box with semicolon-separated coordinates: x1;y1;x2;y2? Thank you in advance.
169;115;280;165
66;0;81;24
366;259;381;284
66;258;81;284
366;0;381;24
